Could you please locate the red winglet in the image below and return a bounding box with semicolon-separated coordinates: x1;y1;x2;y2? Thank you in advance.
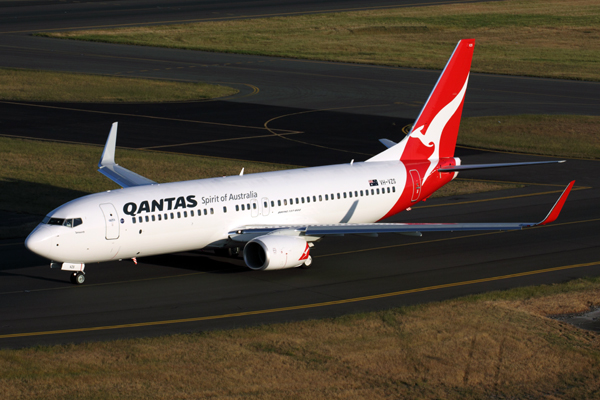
539;181;575;226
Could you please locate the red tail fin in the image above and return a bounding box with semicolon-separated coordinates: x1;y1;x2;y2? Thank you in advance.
368;39;475;162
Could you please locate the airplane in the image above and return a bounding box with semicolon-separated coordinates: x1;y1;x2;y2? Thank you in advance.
25;39;574;285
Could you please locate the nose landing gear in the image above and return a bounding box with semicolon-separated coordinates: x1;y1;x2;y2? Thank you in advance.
70;271;86;285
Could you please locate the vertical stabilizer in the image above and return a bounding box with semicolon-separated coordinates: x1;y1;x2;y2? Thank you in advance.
368;39;475;162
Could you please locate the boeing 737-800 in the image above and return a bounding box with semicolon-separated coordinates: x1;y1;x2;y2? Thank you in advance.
25;39;574;284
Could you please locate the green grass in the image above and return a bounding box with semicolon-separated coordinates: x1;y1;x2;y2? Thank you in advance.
459;114;600;159
39;0;600;80
0;136;523;239
0;137;294;217
0;277;598;399
0;68;237;102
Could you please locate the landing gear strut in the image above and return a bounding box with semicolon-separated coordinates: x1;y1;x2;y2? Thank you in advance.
70;271;85;285
215;247;240;258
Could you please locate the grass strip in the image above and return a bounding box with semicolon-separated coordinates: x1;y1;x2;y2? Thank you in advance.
0;277;598;399
0;136;518;216
39;0;600;81
0;136;520;239
0;137;294;217
0;68;237;102
459;114;600;159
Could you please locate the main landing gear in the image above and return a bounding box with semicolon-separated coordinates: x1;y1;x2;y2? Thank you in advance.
300;256;313;269
70;271;85;285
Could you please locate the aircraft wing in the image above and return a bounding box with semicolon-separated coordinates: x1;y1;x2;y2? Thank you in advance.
98;122;157;188
229;181;574;241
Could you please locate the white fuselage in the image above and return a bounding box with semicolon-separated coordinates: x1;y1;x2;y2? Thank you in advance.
26;160;415;264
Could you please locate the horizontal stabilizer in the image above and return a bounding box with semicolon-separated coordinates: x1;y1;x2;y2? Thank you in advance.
98;122;157;188
379;139;397;149
438;160;566;172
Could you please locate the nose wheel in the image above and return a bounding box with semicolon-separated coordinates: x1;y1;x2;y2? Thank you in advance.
70;271;86;285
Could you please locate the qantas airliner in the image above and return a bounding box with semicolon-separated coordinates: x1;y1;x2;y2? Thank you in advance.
25;39;574;284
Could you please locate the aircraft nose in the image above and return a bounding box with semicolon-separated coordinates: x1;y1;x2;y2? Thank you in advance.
25;225;52;259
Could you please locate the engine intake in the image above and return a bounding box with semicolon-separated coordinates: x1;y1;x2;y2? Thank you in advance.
243;235;310;271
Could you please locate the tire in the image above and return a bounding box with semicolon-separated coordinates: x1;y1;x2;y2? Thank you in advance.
71;271;85;285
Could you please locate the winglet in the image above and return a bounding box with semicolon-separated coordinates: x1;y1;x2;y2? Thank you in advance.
538;181;575;226
97;122;157;188
99;122;118;168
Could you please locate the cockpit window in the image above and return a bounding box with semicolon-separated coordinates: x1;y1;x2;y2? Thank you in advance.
45;217;83;227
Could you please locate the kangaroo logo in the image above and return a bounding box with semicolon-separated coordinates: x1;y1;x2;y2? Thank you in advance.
406;74;470;185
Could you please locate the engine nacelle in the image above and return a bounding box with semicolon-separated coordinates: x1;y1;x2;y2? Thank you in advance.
243;235;310;271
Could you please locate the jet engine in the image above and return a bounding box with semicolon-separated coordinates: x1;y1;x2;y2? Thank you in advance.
243;235;311;271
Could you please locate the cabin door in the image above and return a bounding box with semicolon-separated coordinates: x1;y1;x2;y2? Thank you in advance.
99;203;120;240
261;197;270;216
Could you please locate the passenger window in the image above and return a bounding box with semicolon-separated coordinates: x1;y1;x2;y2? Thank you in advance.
355;191;358;197
139;216;143;223
392;186;396;193
191;210;194;217
284;199;287;206
204;209;207;215
236;205;240;211
301;197;305;203
241;204;245;211
132;217;136;224
349;192;353;198
387;187;391;193
158;214;162;221
371;189;374;195
313;196;316;202
223;206;227;213
184;211;187;218
177;212;181;219
210;208;214;215
152;215;156;221
377;188;380;194
264;201;268;208
360;190;364;196
337;193;341;199
325;194;328;201
253;203;257;209
306;197;310;203
295;198;299;204
164;213;168;220
271;201;275;207
343;192;347;198
278;200;281;206
145;216;149;222
319;195;322;201
170;213;174;219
